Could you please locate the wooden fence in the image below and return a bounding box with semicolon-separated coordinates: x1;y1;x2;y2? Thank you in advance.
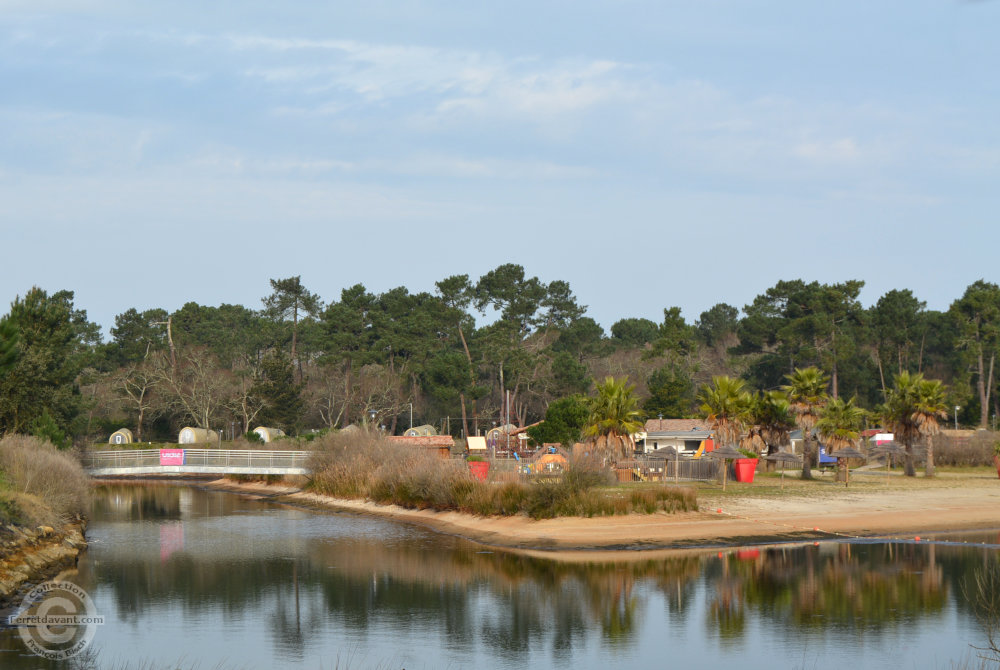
474;455;719;483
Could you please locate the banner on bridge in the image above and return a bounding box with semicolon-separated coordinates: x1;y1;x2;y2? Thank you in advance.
159;449;185;466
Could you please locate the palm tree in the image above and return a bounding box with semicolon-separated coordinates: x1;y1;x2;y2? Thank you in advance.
884;372;948;477
584;376;644;464
915;378;948;477
744;390;796;459
697;376;751;449
816;396;867;483
782;367;830;480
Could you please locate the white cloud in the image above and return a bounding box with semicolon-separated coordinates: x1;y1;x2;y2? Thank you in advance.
0;0;119;10
368;155;597;180
183;148;594;181
3;22;992;208
270;101;347;118
218;32;632;121
793;137;861;162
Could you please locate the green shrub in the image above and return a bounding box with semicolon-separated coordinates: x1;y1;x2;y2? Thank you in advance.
31;410;69;450
563;466;610;491
494;483;528;515
0;492;22;525
524;480;569;519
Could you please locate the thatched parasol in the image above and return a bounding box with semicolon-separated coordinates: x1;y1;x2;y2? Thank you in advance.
764;450;802;489
652;446;680;482
708;444;744;491
870;442;906;485
830;447;867;487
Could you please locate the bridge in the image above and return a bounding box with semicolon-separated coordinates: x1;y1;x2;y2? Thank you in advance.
83;449;314;477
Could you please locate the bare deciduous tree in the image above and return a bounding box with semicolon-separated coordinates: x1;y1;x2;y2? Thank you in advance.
229;369;266;435
152;348;235;429
112;361;160;441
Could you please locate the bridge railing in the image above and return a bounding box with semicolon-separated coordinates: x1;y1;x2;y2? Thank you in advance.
83;449;314;470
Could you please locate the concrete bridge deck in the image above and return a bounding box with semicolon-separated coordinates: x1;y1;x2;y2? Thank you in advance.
83;448;314;477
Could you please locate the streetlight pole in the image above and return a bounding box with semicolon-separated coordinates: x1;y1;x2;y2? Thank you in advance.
954;406;960;431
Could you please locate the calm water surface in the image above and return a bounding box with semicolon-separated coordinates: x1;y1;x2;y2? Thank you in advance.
2;483;999;669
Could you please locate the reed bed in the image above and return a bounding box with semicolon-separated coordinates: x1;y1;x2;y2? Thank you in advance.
308;433;697;519
933;432;997;467
0;434;90;526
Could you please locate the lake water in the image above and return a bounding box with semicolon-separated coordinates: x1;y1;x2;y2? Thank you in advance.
2;483;999;669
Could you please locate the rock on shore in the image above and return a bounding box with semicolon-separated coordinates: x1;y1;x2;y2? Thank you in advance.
0;521;87;604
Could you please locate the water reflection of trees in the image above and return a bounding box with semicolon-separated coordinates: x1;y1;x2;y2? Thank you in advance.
92;484;183;521
954;550;1000;663
92;483;265;521
81;531;986;660
77;487;999;665
85;517;701;660
705;542;948;643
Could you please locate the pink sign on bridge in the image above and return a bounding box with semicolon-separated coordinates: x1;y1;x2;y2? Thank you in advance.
159;449;185;466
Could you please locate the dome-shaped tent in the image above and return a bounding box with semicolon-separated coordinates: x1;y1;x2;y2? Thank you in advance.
403;424;438;437
109;428;134;445
178;427;219;445
252;426;286;443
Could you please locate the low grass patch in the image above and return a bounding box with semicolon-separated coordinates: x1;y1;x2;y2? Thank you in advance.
308;433;697;519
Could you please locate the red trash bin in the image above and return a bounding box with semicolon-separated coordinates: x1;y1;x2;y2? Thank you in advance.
734;458;758;483
468;461;490;482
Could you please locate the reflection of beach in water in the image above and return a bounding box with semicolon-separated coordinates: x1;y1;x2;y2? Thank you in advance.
1;484;995;670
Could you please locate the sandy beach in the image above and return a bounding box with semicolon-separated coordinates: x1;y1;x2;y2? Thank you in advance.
202;470;1000;559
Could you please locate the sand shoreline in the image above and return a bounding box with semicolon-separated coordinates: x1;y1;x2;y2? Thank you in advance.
198;475;1000;559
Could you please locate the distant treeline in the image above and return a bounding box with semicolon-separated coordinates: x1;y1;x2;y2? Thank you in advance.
0;267;996;445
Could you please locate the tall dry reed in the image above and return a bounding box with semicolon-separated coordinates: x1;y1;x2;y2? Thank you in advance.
933;432;997;467
308;432;697;519
0;434;90;526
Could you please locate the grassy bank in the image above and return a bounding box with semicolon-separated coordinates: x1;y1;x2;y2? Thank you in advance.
0;434;90;528
308;433;697;519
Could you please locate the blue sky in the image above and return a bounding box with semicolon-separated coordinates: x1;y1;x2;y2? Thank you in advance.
1;1;998;334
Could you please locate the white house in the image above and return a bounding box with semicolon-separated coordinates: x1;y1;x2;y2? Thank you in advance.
640;419;713;456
